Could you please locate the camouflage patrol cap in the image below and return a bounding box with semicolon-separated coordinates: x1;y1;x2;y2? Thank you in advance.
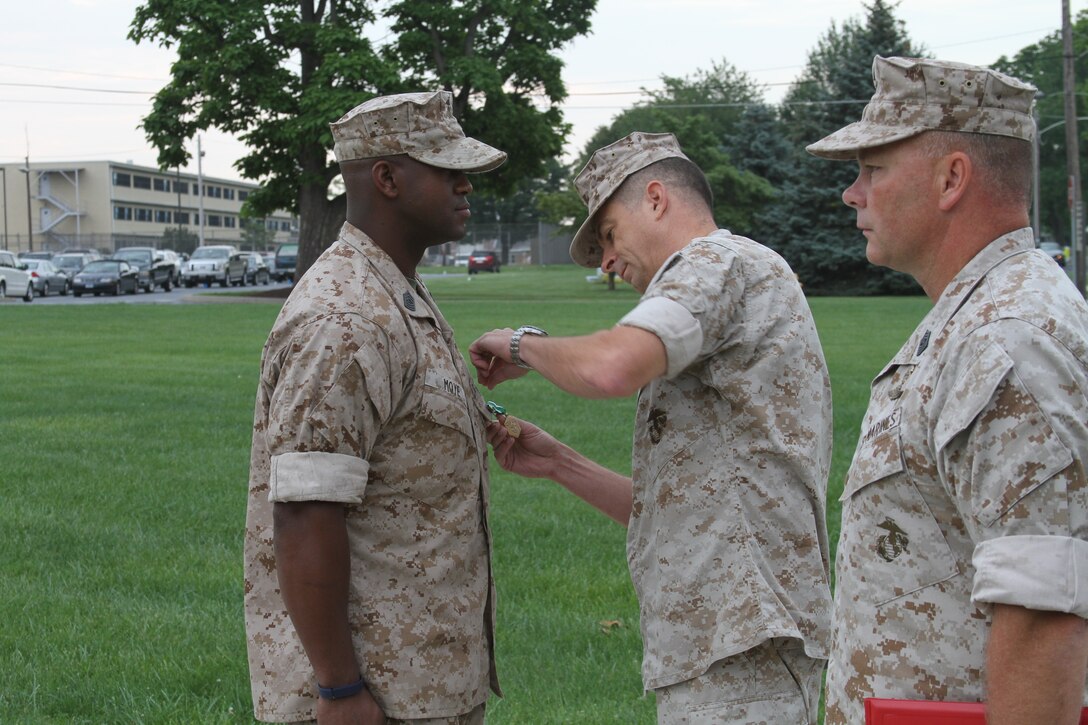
807;56;1037;160
331;90;507;172
569;132;690;268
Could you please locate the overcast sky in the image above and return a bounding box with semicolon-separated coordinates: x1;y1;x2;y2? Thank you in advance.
0;0;1074;180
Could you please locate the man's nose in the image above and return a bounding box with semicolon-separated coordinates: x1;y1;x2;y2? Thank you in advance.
842;175;864;209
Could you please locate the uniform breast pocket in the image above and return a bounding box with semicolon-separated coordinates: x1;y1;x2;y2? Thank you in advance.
382;369;478;511
840;427;960;607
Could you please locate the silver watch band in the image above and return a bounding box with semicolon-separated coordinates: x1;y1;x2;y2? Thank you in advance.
510;325;548;369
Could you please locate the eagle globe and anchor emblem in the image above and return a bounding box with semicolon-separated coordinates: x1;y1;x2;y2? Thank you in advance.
875;518;910;562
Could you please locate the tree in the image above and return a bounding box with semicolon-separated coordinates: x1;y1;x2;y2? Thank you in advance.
761;0;920;295
993;9;1088;247
537;59;776;241
130;0;596;278
241;217;278;251
161;226;199;255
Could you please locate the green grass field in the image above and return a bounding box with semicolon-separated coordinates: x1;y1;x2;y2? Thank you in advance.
0;266;931;723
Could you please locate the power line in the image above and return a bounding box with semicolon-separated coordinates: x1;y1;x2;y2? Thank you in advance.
0;98;149;107
0;82;155;95
0;61;165;82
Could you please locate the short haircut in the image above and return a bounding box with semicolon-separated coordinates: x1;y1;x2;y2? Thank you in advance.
612;156;714;212
917;131;1032;207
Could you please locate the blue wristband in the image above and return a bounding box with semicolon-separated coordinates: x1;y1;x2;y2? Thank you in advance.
317;675;365;700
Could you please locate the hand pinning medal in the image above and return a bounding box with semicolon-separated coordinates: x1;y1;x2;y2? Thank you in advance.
486;401;522;439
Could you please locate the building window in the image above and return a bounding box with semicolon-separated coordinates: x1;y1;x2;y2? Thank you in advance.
153;178;168;192
224;216;236;228
207;214;222;227
113;172;131;187
238;190;249;201
173;180;189;195
135;207;153;222
224;188;235;201
114;205;133;220
133;175;152;190
175;211;190;225
155;210;172;223
204;185;223;199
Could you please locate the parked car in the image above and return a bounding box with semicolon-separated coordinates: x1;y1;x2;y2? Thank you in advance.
19;251;54;261
181;245;247;287
72;259;140;297
23;259;71;296
1039;240;1066;268
242;252;271;285
454;253;471;267
61;247;101;259
53;252;98;279
159;249;183;285
0;250;33;301
274;242;298;283
468;249;500;274
262;252;278;281
113;246;176;292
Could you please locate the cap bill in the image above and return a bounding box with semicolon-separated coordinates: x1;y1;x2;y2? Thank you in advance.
407;136;508;172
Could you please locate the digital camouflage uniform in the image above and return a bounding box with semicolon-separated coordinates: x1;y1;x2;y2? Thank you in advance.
824;229;1088;724
244;223;499;723
617;230;834;696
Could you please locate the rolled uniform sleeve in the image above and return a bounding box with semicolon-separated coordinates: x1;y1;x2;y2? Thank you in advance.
619;296;703;379
933;324;1088;617
619;251;739;379
264;313;400;505
973;536;1088;617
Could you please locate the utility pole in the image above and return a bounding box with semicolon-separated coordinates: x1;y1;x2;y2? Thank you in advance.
1063;0;1084;295
23;155;33;252
1032;104;1041;242
1;167;7;250
196;133;204;247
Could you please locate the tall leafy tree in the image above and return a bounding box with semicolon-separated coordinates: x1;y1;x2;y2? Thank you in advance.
129;0;595;276
993;9;1088;247
538;59;776;239
762;0;919;294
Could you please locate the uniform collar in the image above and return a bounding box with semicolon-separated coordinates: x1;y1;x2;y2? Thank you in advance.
338;222;433;320
888;227;1034;368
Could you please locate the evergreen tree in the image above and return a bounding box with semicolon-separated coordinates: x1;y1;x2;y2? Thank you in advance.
762;0;920;294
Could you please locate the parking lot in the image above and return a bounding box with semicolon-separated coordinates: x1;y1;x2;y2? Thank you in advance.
0;280;293;305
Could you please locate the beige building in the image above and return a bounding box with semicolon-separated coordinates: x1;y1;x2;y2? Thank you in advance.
0;160;297;254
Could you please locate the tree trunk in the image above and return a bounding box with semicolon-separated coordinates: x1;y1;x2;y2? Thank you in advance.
296;183;345;280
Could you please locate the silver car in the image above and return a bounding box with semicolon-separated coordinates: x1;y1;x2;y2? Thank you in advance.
23;259;71;296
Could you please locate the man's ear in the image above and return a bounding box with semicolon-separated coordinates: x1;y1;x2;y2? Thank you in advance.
936;151;971;212
645;180;667;219
372;159;399;199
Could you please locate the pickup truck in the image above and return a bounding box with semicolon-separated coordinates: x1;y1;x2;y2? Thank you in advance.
181;245;248;288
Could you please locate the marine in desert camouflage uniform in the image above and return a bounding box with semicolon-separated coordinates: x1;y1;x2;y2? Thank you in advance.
244;91;505;724
809;56;1088;724
470;132;833;724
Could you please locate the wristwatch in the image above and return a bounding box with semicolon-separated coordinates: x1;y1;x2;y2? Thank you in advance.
510;325;548;369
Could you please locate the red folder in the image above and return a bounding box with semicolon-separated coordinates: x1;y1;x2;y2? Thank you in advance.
865;698;1088;724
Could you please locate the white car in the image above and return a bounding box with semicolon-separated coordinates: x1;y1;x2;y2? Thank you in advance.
0;250;33;302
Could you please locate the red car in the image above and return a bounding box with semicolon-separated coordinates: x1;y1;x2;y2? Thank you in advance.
468;249;500;274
